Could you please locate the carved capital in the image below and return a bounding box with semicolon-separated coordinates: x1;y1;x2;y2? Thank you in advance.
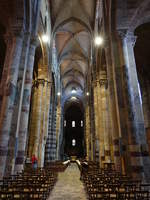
126;32;137;47
117;29;137;47
30;35;40;47
93;79;98;87
33;78;50;87
4;33;13;45
99;78;108;88
117;29;127;40
12;29;24;38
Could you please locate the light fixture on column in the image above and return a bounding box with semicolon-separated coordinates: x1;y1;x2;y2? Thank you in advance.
57;92;61;96
94;36;103;46
42;34;49;43
86;92;89;96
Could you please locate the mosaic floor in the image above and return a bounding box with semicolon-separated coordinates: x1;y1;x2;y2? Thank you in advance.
48;163;87;200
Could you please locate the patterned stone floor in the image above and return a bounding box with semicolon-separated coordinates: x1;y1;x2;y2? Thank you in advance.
48;163;88;200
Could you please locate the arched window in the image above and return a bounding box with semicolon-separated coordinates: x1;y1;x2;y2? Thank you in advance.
72;139;76;146
72;121;75;127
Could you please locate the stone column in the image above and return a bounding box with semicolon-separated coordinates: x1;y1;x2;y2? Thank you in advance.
93;80;100;161
52;106;57;160
38;81;51;167
119;31;150;180
14;40;37;173
4;33;31;176
33;80;44;159
28;79;45;162
97;77;104;166
44;94;53;163
85;105;90;160
107;91;113;162
90;135;94;161
38;81;47;167
28;83;38;157
42;81;51;165
55;99;61;160
105;44;122;172
45;94;57;162
99;74;111;164
0;32;24;179
90;87;96;161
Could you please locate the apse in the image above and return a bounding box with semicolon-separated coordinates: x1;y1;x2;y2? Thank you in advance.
63;104;85;159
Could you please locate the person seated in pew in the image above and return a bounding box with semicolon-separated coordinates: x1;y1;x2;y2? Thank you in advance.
31;154;38;169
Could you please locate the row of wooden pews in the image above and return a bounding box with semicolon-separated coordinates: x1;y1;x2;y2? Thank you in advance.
0;161;68;199
80;161;150;200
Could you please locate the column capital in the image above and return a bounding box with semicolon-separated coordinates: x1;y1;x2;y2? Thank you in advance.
4;30;24;46
99;71;107;88
99;78;108;88
126;32;137;47
117;29;137;47
33;79;51;87
30;35;40;47
12;29;24;38
93;79;98;87
117;29;127;40
4;33;13;45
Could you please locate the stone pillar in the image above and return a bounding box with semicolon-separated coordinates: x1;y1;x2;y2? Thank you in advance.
90;87;95;161
28;83;38;157
105;44;122;172
107;92;114;162
42;81;51;165
38;81;51;167
99;74;111;164
55;99;61;160
44;94;53;163
90;136;94;161
93;80;100;161
0;32;24;179
119;31;150;181
96;77;104;166
14;40;37;173
4;33;31;176
33;80;44;159
38;81;47;167
52;106;57;159
85;105;90;160
45;94;57;162
28;79;45;163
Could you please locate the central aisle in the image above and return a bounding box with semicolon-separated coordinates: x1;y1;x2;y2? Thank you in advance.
48;163;87;200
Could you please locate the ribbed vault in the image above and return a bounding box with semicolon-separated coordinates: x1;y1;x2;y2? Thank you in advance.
50;0;96;102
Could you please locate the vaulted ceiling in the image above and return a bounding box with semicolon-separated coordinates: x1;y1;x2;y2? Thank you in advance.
116;0;150;31
49;0;150;104
50;0;96;102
